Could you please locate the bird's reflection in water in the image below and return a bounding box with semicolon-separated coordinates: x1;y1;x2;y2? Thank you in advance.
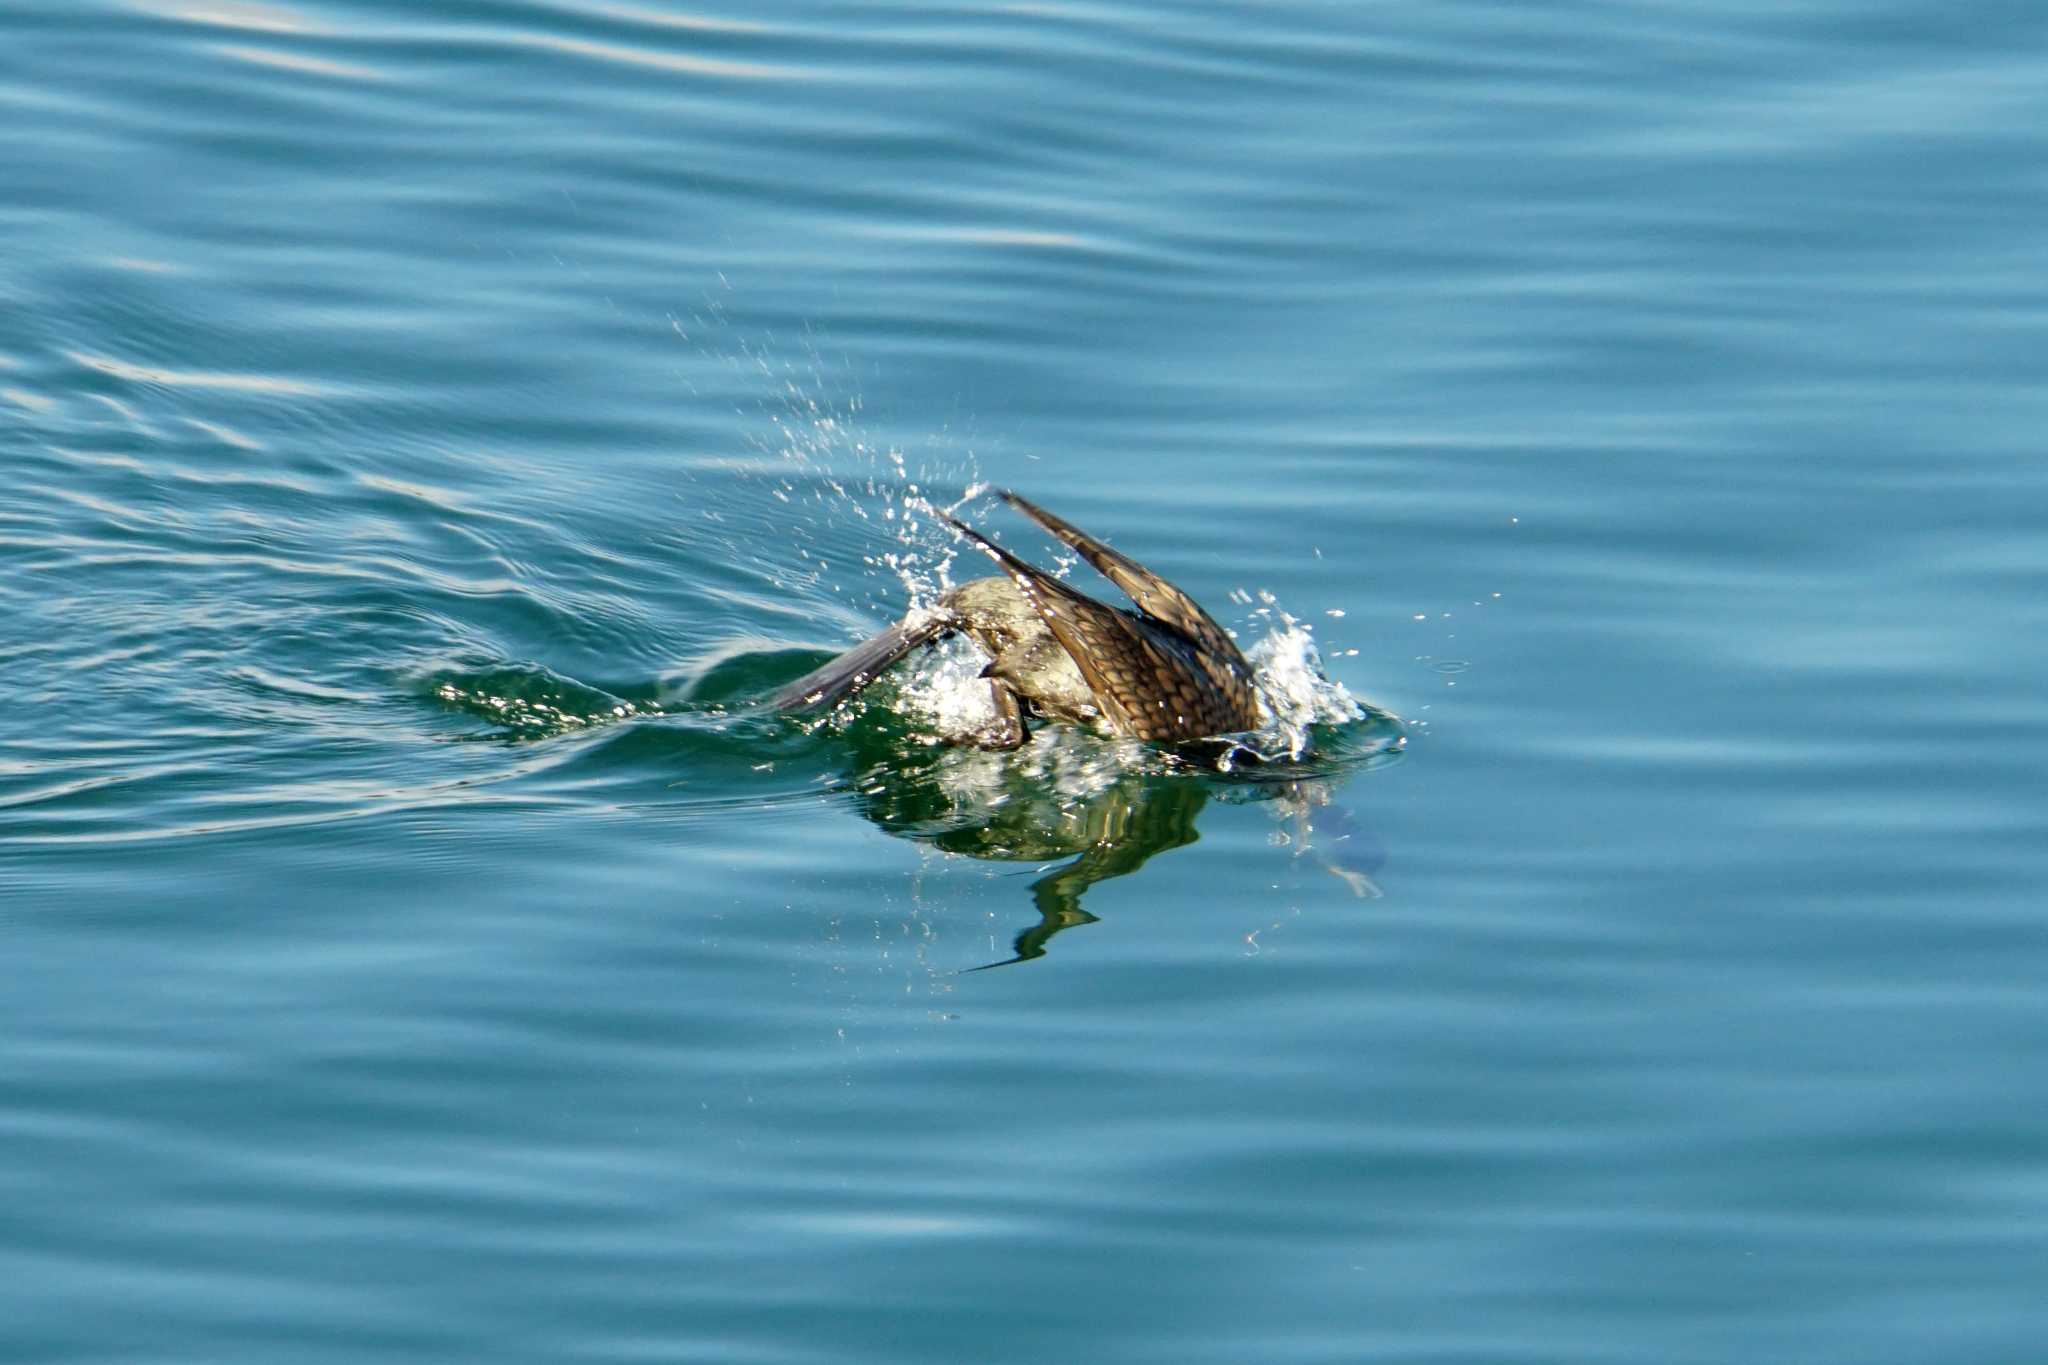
837;722;1397;969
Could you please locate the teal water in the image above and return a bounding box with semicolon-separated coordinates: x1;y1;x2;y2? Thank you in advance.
5;1;2047;1360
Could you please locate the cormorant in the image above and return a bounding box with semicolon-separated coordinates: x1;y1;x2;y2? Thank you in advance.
770;491;1262;748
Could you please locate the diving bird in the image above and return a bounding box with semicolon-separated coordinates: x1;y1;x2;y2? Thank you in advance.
770;491;1263;748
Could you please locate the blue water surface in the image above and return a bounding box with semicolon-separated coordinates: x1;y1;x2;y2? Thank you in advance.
4;2;2046;1361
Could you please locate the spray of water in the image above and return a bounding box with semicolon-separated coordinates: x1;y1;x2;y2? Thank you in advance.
1243;618;1368;759
679;323;1393;771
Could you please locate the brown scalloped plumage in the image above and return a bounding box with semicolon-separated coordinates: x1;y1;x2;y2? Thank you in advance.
773;492;1263;747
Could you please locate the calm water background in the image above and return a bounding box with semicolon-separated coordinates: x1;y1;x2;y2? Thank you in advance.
5;1;2046;1360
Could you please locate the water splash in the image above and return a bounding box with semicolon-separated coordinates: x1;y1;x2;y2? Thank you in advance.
888;631;1006;745
737;352;986;618
1242;618;1369;761
657;328;1395;772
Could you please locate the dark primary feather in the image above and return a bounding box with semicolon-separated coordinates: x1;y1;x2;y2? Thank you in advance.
768;611;953;712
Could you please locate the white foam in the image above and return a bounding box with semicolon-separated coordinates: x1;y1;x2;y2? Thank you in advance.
891;633;1004;744
1243;620;1366;760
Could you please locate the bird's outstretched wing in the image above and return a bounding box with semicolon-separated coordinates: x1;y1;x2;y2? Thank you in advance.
943;512;1260;742
768;610;954;712
1000;490;1252;679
